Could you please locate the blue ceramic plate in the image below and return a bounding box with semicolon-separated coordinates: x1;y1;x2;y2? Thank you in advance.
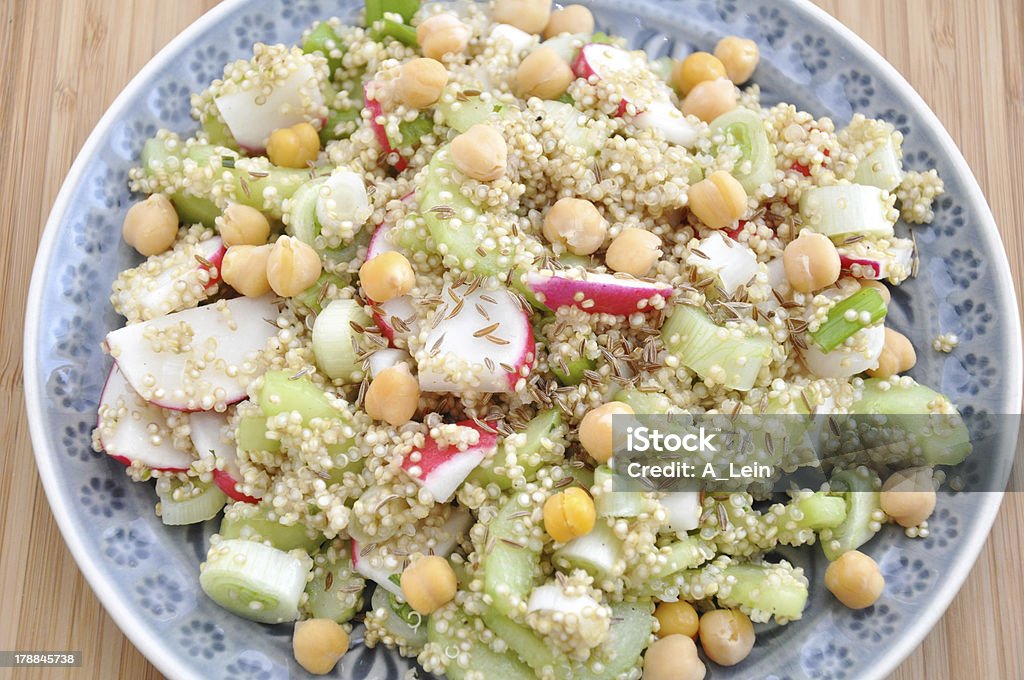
25;1;1022;679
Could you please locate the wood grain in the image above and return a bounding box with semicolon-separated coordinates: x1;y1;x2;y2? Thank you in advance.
1;1;1021;678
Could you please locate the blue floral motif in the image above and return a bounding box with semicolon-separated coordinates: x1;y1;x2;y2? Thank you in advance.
188;44;232;86
178;620;227;660
47;363;100;413
840;69;876;109
796;34;830;76
102;525;153;568
136;572;187;620
151;79;194;126
233;14;278;50
80;476;127;517
224;650;285;680
756;5;788;47
922;506;960;549
800;634;852;679
63;420;101;462
881;552;935;601
836;603;900;644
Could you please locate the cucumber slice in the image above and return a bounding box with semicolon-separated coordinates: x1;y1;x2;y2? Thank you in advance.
854;135;903;191
651;536;711;579
482;495;540;616
592;465;644;518
312;299;371;382
236;415;280;453
661;304;772;391
140;138;220;228
220;502;326;553
718;562;809;621
258;371;340;422
572;600;654;680
305;540;364;623
553;520;623;581
200;113;238;151
156;478;227;526
613;388;673;414
199;538;311;623
427;607;535;680
467;409;563;489
799;184;897;239
482;609;570;676
710;108;775;194
822;468;882;561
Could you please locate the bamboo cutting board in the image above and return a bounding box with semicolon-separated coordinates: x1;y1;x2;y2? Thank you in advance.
1;1;1021;678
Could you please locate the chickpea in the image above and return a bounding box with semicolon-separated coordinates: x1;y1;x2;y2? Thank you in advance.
543;487;596;542
359;251;416;303
221;244;273;297
698;609;755;666
655;600;699;638
714;36;760;84
451;124;508;182
493;0;552;34
643;634;706;680
860;279;891;304
542;197;608;255
292;618;350;675
543;4;594;39
217;203;271;246
396;58;449;109
267;122;320;169
687;170;747;229
606;228;662;277
400;555;458;615
680;77;737;122
515;47;575;100
417;14;471;62
672;51;727;96
364;365;420;426
824;550;885;609
880;467;936;527
122;194;179;256
868;327;917;379
266;236;322;297
579;401;634;463
783;232;841;293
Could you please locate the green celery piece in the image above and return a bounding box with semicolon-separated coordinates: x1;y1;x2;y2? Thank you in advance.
589;32;615;45
236;415;280;453
385;0;420;23
226;163;312;219
389;113;433;149
220;503;326;553
468;409;562;489
823;468;881;561
650;536;711;578
439;96;504;133
375;18;418;46
305;540;364;622
551;353;594;386
303;22;346;74
428;607;534;680
718;562;809;620
201;113;238;150
795;493;847;530
259;371;340;422
613;388;673;414
482;496;539;616
321;107;361;144
810;288;887;352
172;193;221;228
293;272;352;314
365;0;384;27
482;609;570;676
573;601;654;680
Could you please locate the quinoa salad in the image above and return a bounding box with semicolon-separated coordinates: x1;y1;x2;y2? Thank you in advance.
93;0;967;677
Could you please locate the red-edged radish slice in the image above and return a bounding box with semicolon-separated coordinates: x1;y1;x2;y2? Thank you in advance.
572;43;646;84
112;234;226;323
364;82;408;171
214;59;325;153
96;364;194;471
660;491;702;534
837;238;914;281
685;231;759;297
802;323;886;378
368;348;413;377
632;99;699;147
189;410;261;504
106;296;280;412
416;284;535;393
525;268;673;316
366;211;418;345
402;420;499;501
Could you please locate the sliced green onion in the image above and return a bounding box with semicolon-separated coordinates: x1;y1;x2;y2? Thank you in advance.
220;502;326;553
710;107;775;193
199;538;311;623
157;478;227;526
810;288;887;353
854;135;903;191
311;299;371;382
799;184;897;239
376;18;418;46
593;465;644;518
303;22;346;73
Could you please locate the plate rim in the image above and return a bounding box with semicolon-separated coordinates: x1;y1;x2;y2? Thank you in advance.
22;1;1023;679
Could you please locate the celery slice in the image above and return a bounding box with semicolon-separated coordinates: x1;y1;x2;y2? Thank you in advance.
199;539;311;623
551;353;594;386
428;607;535;680
305;540;364;623
258;371;340;422
236;415;280;453
613;388;673;414
553;520;623;580
572;601;654;680
718;562;809;621
467;409;562;489
482;495;539;616
303;22;346;74
661;304;771;391
822;468;881;561
651;536;712;579
795;492;847;530
810;288;887;353
482;609;570;676
440;96;504;133
710;108;775;193
541;100;603;155
799;184;897;239
220;502;326;553
157;479;226;526
854;136;903;191
200;114;238;151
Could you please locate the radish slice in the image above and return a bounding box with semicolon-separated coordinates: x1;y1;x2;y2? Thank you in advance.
837;238;914;282
416;284;535;393
491;23;536;54
525;268;673;316
315;170;372;233
402;420;499;501
96;364;194;471
632;99;699;147
106;296;280;412
368;348;413;377
189;410;261;503
660;492;702;534
112;234;226;323
803;323;886;378
686;231;759;297
572;43;646;84
366;212;419;345
364;82;407;171
214;59;324;152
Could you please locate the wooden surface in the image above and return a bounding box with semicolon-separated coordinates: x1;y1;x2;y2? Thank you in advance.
1;0;1021;678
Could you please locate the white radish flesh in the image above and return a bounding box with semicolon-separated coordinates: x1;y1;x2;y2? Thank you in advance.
803;323;886;378
315;170;372;233
189;410;261;504
661;492;702;534
525;268;673;316
401;420;498;501
686;231;759;297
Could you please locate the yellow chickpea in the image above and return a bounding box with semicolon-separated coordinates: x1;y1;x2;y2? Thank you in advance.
880;467;936;527
824;550;885;609
543;4;595;39
868;328;917;379
221;244;273;297
643;634;706;680
396;58;449;109
122;194;179;256
606;228;662;277
267;122;320;168
860;279;891;304
543;487;596;542
783;232;841;293
515;47;575;100
687;170;747;229
698;609;755;666
266;236;322;297
672;51;727;96
714;36;760;84
417;14;471;62
400;555;458;615
493;0;552;34
542;197;608;255
359;251;416;303
292;619;350;675
451;124;508;182
655;600;699;638
680;77;737;122
579;401;634;463
217;203;271;246
364;365;420;426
